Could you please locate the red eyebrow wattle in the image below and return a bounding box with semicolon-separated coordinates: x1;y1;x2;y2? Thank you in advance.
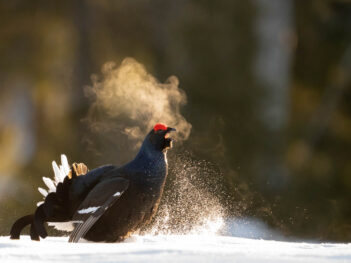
153;123;168;131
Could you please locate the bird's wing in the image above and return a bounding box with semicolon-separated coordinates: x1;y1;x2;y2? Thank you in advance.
69;165;116;201
68;177;129;243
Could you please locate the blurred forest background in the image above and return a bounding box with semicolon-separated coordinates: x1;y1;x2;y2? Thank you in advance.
1;0;351;241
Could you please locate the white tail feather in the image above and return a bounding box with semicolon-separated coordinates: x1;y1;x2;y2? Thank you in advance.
52;161;61;185
42;177;56;192
59;165;66;182
61;154;70;175
38;154;72;202
38;187;48;197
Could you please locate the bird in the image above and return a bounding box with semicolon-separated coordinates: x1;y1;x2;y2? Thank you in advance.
10;123;176;243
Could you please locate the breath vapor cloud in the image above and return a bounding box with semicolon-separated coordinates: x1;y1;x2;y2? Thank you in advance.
85;58;191;147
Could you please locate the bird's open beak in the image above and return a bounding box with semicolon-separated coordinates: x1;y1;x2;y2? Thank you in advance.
164;127;176;149
164;127;176;139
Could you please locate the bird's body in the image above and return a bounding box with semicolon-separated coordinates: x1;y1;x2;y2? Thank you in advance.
73;147;168;242
10;123;175;242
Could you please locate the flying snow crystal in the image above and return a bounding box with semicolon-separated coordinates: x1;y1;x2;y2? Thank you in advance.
85;58;192;145
143;154;225;236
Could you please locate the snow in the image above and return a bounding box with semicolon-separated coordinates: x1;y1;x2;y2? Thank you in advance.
1;235;351;263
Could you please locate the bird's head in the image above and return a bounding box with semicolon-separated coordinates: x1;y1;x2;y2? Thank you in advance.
147;123;176;152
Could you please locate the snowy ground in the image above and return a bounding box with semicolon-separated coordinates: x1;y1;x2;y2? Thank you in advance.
1;235;351;263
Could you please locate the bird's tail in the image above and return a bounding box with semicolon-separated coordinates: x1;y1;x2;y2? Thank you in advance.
10;214;39;240
10;154;89;240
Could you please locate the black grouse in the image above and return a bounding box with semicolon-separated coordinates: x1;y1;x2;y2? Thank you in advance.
10;123;176;243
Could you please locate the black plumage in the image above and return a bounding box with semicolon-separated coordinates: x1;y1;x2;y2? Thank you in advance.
10;123;175;242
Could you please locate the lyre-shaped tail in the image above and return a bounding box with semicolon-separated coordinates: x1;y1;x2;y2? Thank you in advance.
10;154;89;240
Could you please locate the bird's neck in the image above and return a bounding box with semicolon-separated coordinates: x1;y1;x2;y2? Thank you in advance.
125;140;168;180
134;144;166;164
